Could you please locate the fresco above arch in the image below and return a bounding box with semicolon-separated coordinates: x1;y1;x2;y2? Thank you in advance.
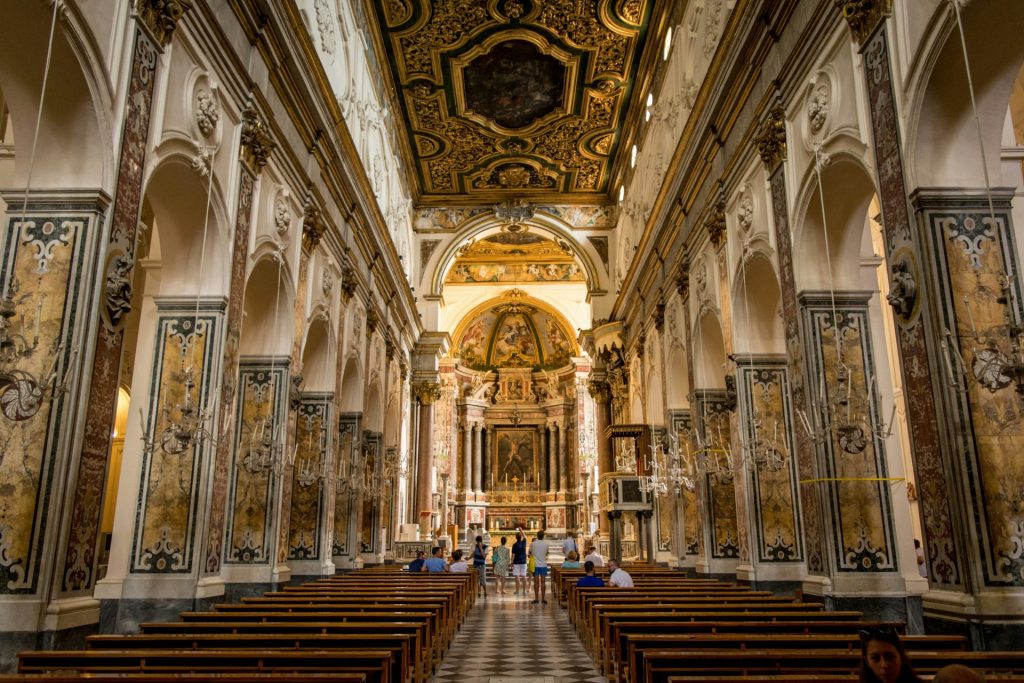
445;232;587;284
455;291;577;371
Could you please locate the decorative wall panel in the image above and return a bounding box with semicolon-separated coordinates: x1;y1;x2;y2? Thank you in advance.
801;292;896;573
917;194;1024;586
737;360;803;562
131;300;224;573
224;361;287;564
0;205;94;593
695;391;740;559
360;431;383;553
333;413;361;557
288;397;330;560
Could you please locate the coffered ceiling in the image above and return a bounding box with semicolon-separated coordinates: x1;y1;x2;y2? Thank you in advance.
364;0;669;206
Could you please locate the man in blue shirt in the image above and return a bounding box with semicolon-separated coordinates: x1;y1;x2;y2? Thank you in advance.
407;550;426;573
423;546;447;573
576;561;605;587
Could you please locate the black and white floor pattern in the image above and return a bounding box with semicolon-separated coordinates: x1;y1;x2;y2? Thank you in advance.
431;586;607;683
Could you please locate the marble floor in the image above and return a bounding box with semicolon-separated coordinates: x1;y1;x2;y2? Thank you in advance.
431;583;607;683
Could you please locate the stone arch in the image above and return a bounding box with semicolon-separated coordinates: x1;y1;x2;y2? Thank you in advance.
732;251;784;355
693;308;727;390
792;154;878;292
239;255;294;356
364;379;384;433
300;315;334;393
0;1;111;195
908;0;1024;188
339;355;363;413
427;212;606;297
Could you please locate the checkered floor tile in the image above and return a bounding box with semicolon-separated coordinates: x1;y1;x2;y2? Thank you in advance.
431;585;607;683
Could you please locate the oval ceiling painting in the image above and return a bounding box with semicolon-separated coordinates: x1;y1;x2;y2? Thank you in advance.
455;292;577;371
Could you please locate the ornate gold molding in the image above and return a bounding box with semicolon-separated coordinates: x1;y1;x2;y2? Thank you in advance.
675;257;690;300
240;105;276;170
835;0;892;45
134;0;193;47
755;105;787;170
413;381;442;405
301;204;323;252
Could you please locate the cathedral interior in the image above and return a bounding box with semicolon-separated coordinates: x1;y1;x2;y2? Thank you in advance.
4;0;1024;674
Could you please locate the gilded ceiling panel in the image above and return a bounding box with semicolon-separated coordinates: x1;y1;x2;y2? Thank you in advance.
366;0;661;204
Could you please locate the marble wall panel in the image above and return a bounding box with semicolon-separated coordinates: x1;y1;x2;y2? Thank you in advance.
360;431;383;553
333;415;360;557
738;362;803;562
695;394;740;559
0;213;89;593
919;199;1024;586
287;398;329;560
224;362;287;564
802;294;897;573
131;303;223;573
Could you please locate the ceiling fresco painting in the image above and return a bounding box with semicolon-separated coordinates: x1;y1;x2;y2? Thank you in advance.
367;0;663;204
455;291;578;371
445;232;587;284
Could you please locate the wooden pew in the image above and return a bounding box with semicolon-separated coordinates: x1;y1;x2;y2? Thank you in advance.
85;631;420;683
18;649;395;683
0;675;365;683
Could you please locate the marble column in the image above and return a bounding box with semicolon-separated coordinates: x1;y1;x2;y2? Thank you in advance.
558;424;567;493
483;427;492;493
63;1;191;609
538;425;548;491
589;380;612;536
412;382;440;536
472;423;483;494
462;421;473;496
547;425;558;495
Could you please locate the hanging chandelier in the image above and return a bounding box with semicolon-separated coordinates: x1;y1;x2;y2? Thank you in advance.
140;363;216;457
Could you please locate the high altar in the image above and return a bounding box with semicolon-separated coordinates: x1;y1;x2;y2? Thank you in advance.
435;290;592;543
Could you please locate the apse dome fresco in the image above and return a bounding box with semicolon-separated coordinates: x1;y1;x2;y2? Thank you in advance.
453;292;578;371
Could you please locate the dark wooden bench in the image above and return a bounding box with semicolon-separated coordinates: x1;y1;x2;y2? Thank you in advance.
18;649;394;683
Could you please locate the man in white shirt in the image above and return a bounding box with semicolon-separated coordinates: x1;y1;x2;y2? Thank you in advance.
608;559;634;588
584;545;604;568
561;531;578;557
530;530;551;604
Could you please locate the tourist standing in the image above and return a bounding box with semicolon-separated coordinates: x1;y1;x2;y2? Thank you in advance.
561;531;578;558
530;529;551;604
511;531;528;596
492;536;511;595
472;535;489;597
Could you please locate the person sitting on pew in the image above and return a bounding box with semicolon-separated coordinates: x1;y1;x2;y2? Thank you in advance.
933;664;987;683
562;551;581;569
407;549;427;573
448;549;469;573
859;626;923;683
607;559;634;588
423;546;447;573
584;545;605;567
576;560;605;587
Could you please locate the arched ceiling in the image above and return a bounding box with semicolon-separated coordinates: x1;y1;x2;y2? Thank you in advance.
452;290;579;371
363;0;670;204
444;230;586;284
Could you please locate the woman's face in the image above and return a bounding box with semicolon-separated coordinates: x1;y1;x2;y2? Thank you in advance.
865;640;902;683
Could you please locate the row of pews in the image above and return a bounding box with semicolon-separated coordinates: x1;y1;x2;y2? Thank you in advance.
552;564;1024;683
2;566;475;683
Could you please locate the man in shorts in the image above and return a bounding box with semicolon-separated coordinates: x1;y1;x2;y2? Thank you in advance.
530;530;551;604
511;531;528;595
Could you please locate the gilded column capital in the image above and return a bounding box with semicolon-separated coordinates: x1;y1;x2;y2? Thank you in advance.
587;379;611;404
675;258;690;300
302;204;323;252
240;105;276;170
755;106;787;170
134;0;193;47
413;381;441;405
705;196;727;249
835;0;892;45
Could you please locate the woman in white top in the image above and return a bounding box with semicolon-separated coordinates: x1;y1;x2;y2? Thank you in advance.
448;549;469;573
